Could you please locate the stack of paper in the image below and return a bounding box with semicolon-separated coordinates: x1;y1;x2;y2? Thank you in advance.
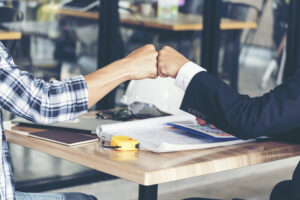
96;115;252;153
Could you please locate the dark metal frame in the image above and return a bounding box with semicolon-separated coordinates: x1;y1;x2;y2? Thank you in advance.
97;0;124;109
221;29;242;91
15;170;116;192
0;6;23;52
138;185;158;200
283;0;300;81
201;0;222;75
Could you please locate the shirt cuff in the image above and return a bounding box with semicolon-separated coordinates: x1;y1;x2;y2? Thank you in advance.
175;61;206;91
68;75;89;114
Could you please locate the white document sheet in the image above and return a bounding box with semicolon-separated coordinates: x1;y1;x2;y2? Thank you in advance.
96;115;253;153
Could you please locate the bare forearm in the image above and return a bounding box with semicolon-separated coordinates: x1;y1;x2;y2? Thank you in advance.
84;59;129;108
84;44;158;108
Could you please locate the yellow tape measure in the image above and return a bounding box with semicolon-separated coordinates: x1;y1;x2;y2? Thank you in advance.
102;135;139;151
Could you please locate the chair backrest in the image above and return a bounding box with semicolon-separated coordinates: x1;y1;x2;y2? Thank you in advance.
0;7;23;51
223;0;268;24
221;2;259;21
0;7;23;25
181;0;267;23
179;0;205;15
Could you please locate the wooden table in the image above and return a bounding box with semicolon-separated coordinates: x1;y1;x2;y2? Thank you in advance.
0;30;22;40
54;9;257;31
5;122;300;200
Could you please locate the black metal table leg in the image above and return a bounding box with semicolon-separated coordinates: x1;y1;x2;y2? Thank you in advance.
97;0;124;109
226;29;242;91
283;0;300;81
178;31;184;53
138;184;158;200
201;0;222;75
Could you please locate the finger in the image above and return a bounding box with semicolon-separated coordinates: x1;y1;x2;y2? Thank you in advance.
162;45;171;51
209;124;217;129
160;67;168;77
157;71;164;77
153;51;159;59
196;118;207;126
144;44;156;51
157;61;166;77
158;70;168;78
158;49;165;56
151;72;158;79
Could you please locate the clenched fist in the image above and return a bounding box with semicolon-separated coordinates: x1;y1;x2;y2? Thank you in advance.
84;44;158;108
157;46;189;78
122;44;158;80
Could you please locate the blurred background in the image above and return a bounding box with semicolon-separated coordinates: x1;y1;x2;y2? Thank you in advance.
1;0;288;101
0;0;294;199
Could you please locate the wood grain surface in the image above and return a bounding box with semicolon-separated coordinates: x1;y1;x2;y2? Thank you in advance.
0;31;22;40
5;125;300;186
55;9;257;31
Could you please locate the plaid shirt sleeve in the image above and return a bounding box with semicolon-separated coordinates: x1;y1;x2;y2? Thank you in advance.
0;42;89;124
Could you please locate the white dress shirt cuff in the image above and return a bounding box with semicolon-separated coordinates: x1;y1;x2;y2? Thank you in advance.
175;61;206;91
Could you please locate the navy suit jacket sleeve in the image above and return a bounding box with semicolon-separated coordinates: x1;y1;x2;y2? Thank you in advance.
180;68;300;140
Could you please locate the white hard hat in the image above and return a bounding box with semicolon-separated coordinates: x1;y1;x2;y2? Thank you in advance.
121;77;185;115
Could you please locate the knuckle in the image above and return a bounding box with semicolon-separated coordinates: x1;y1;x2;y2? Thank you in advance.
157;65;162;70
163;46;171;50
145;44;155;51
151;69;157;77
158;61;164;68
157;56;163;62
159;50;165;55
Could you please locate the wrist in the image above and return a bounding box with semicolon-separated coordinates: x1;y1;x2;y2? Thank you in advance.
111;58;132;82
174;60;189;78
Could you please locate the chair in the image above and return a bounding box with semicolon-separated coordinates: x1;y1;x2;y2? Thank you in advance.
259;0;289;90
259;34;287;90
0;6;23;52
233;0;268;49
180;1;267;90
219;0;267;90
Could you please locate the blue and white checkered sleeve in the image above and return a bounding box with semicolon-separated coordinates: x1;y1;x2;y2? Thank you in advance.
0;42;89;124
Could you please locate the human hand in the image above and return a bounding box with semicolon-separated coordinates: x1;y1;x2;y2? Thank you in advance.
196;117;216;129
157;46;190;78
122;44;158;80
